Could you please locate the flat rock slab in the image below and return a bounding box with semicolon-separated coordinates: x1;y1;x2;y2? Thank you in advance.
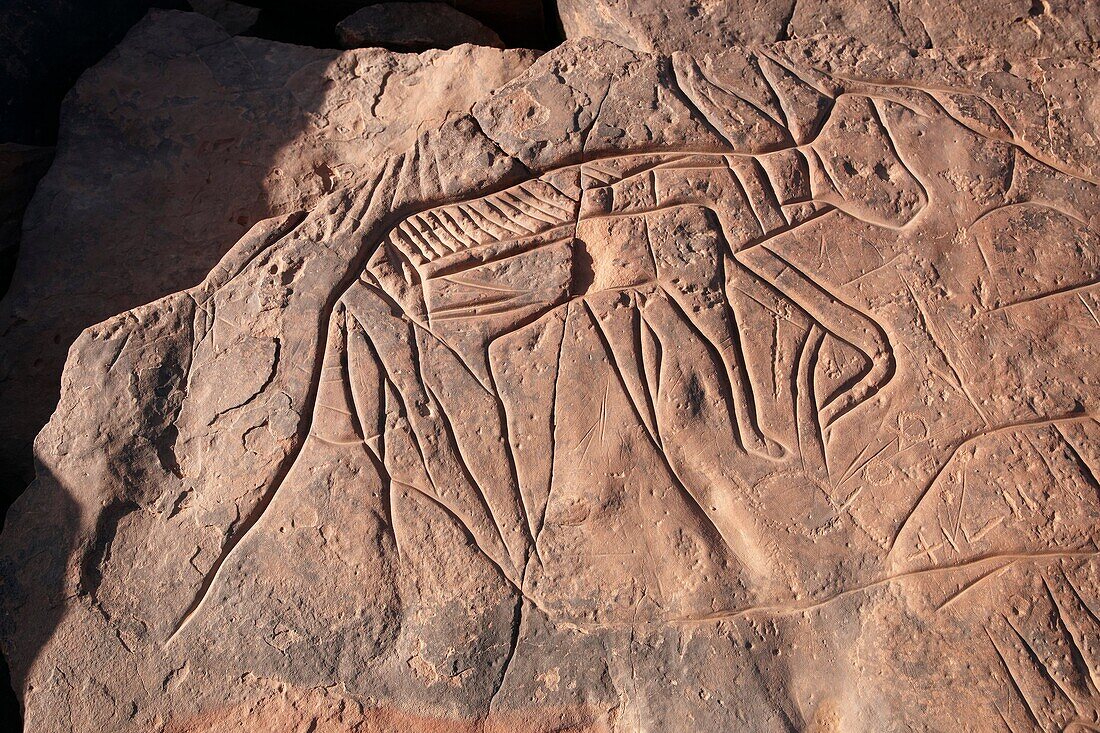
0;10;535;492
2;31;1100;733
337;2;504;51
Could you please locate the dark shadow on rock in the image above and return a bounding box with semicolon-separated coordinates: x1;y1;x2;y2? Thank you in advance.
0;11;338;730
0;10;538;729
0;467;27;731
0;652;18;731
0;0;186;346
0;0;187;146
240;0;559;50
0;145;54;301
541;0;566;47
0;464;80;730
0;10;343;500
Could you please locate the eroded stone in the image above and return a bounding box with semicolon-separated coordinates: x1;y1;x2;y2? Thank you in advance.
2;29;1099;733
0;9;536;491
558;0;1100;57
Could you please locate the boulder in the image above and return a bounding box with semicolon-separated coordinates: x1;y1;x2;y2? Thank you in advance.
3;34;1100;731
337;2;504;51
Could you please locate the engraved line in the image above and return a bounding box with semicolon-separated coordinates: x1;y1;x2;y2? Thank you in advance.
1041;574;1100;695
986;279;1100;314
986;625;1047;731
936;561;1014;612
888;413;1095;554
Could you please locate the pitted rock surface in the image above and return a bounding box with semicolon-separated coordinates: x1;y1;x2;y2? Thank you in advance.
2;29;1100;733
557;0;1100;57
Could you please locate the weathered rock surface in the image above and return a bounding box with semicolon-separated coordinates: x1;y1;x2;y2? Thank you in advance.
558;0;1100;57
338;2;504;51
0;10;536;491
3;31;1099;730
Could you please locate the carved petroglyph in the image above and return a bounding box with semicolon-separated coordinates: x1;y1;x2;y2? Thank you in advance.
173;63;1099;644
7;37;1100;731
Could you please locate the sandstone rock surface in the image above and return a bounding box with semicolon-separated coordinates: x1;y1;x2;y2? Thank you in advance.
557;0;1100;57
337;3;504;51
0;10;536;491
3;31;1099;731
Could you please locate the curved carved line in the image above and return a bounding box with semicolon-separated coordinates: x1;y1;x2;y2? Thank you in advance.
887;412;1096;556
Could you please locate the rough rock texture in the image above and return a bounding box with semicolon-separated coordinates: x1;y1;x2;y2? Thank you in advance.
337;3;504;51
558;0;1100;57
0;10;536;491
3;32;1099;730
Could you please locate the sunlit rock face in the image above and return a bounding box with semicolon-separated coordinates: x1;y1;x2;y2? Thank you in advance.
556;0;1100;57
2;13;1100;733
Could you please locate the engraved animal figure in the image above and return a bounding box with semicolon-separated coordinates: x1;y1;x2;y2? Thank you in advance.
169;77;931;637
170;54;1099;639
341;94;921;615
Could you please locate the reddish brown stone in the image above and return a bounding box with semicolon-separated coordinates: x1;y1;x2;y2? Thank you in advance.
2;10;1099;733
558;0;1100;57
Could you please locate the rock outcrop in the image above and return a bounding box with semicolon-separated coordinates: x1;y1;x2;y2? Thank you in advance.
3;30;1099;731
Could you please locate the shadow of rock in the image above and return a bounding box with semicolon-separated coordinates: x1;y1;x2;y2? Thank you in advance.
0;144;53;299
0;463;79;728
0;8;536;729
0;0;188;146
0;7;536;508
